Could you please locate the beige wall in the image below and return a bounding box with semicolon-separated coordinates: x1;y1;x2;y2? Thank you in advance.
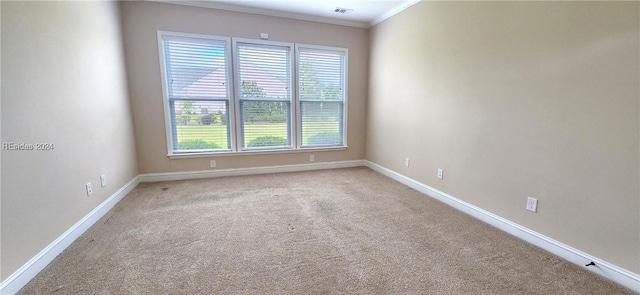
367;1;639;273
1;1;138;280
121;2;369;173
2;0;637;285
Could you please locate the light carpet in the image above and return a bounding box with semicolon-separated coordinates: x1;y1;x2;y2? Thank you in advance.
19;167;633;294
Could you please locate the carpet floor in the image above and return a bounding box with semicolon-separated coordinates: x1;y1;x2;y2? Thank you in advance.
19;167;633;294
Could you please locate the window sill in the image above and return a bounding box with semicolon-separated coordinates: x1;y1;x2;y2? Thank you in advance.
167;146;348;159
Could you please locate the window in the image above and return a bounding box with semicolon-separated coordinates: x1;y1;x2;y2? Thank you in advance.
158;31;348;156
158;32;233;152
297;45;347;147
234;40;293;150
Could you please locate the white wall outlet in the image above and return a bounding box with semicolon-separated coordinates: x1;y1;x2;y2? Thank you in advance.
526;197;538;213
100;175;107;187
437;168;444;179
404;158;410;167
210;160;217;168
310;154;315;162
86;183;93;196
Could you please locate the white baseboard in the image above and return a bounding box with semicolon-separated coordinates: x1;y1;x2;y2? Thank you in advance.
0;160;364;294
0;176;141;295
3;160;638;294
364;160;640;293
138;160;365;182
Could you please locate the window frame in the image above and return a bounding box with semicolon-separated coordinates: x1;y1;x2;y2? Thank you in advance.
157;31;236;154
232;38;295;152
158;31;349;158
295;44;349;149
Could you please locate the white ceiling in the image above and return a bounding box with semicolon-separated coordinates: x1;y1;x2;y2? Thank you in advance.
151;0;420;28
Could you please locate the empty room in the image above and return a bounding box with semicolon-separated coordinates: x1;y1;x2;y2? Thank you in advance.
1;0;638;294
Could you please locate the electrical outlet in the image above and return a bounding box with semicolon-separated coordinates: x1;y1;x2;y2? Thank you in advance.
86;183;93;196
210;160;216;168
437;168;444;179
310;155;315;162
100;175;107;187
526;197;538;213
404;158;410;167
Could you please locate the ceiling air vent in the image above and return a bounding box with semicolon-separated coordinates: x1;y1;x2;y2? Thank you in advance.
334;7;353;14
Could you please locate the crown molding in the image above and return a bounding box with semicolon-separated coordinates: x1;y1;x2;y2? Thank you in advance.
146;0;420;29
146;0;369;28
370;0;420;27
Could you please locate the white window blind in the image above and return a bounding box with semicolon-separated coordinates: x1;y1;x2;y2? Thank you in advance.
297;46;346;147
160;33;232;153
159;32;348;156
235;41;293;149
